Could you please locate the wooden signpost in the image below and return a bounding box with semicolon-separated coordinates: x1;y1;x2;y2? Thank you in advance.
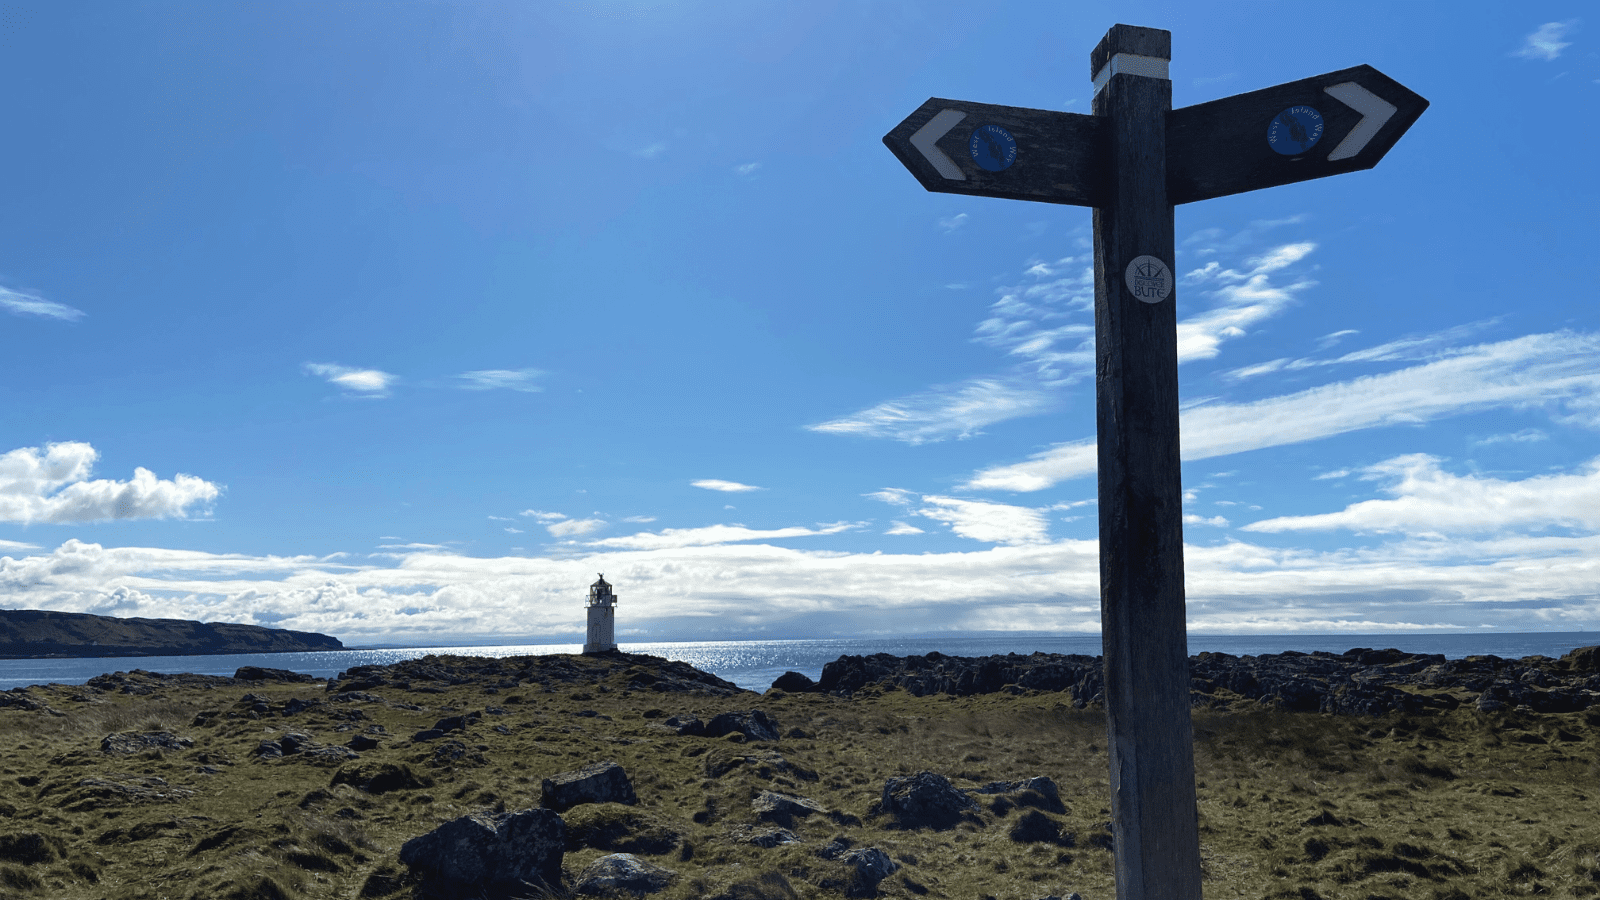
884;24;1427;900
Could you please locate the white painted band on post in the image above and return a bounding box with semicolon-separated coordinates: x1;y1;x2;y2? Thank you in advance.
1092;53;1170;95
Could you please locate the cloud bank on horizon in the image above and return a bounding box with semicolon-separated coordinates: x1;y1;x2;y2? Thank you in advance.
1;7;1596;646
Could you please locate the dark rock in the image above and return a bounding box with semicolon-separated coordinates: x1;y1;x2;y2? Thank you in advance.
347;734;381;752
235;666;317;683
65;776;194;808
842;847;899;883
331;762;432;794
880;772;980;830
730;826;799;848
705;710;781;742
817;837;853;860
1563;645;1600;673
325;651;749;698
429;740;487;768
575;853;675;896
100;731;194;756
810;645;1598;717
770;671;817;693
970;775;1065;813
432;713;480;733
411;728;446;742
751;790;827;824
1008;810;1073;845
662;714;705;736
398;808;564;897
541;760;638;812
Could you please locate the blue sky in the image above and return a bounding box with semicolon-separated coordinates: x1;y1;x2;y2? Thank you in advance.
2;2;1597;646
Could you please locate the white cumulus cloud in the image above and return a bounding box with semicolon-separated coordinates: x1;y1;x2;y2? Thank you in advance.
1244;455;1600;535
1515;20;1577;60
548;518;606;538
692;480;763;493
915;496;1051;545
0;442;220;524
303;363;396;396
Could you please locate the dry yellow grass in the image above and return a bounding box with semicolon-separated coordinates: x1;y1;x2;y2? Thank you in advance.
0;654;1593;899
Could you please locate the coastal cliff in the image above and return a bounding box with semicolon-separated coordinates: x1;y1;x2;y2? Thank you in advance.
0;608;343;658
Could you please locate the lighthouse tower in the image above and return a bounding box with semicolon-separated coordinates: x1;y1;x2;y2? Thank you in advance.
583;574;618;654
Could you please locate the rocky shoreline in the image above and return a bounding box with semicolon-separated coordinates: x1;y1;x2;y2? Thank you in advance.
772;644;1600;716
0;647;1596;898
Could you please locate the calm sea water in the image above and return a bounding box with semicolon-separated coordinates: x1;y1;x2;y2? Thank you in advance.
0;632;1592;694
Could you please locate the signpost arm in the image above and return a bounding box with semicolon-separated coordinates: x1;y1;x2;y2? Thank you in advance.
1090;24;1204;900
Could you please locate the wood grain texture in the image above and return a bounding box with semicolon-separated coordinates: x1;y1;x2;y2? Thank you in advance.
1093;62;1204;900
882;97;1107;207
1090;24;1172;78
1167;64;1428;204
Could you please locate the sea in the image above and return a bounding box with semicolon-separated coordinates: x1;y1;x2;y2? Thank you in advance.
0;632;1593;694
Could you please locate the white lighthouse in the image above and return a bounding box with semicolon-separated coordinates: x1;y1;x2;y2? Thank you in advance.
583;574;618;654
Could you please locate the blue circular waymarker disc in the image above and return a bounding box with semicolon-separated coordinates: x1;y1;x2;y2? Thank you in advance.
969;124;1018;172
1268;106;1324;156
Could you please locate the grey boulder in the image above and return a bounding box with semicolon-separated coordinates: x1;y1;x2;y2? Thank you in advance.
541;760;638;812
398;808;564;897
880;771;980;829
576;853;676;895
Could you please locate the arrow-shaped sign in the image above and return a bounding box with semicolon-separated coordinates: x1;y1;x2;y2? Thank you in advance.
883;98;1108;207
1166;64;1427;204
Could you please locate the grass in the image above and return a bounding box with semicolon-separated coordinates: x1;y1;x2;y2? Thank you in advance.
0;655;1595;899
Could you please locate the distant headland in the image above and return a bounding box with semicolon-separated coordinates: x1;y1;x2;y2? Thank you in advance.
0;608;343;659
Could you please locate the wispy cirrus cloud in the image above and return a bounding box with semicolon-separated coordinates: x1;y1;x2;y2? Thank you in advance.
965;330;1600;491
586;521;856;550
455;369;544;392
303;363;396;397
1221;320;1501;382
691;479;763;493
0;286;84;321
811;226;1318;446
1177;242;1317;362
0;442;220;524
1515;20;1577;60
808;379;1057;444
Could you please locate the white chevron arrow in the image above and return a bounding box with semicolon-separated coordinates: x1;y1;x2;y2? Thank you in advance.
909;108;967;181
1323;82;1397;161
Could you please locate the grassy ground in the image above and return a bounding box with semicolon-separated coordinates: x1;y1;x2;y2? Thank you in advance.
0;654;1595;899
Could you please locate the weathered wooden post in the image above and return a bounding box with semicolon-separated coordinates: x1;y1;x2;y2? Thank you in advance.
882;23;1427;898
1088;25;1203;899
